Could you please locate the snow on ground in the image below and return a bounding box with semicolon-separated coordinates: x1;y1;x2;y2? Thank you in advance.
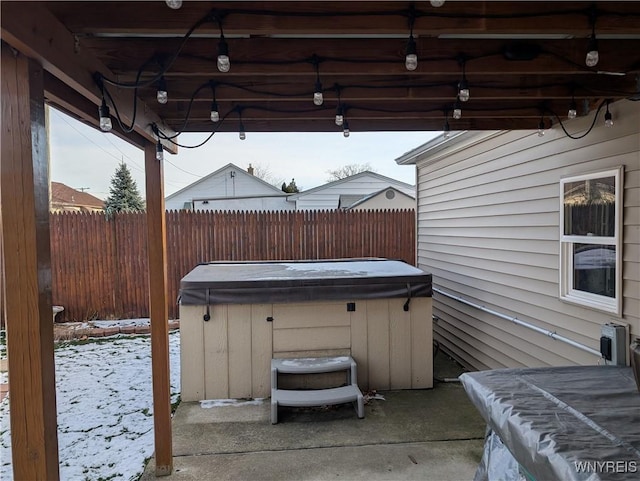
0;327;181;481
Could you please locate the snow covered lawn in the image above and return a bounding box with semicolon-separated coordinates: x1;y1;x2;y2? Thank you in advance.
0;325;181;481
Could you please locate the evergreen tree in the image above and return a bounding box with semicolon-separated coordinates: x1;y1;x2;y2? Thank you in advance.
104;162;145;214
281;178;300;193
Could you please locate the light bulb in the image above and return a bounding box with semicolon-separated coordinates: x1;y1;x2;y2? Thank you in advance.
157;90;168;104
568;101;577;119
585;36;599;67
604;110;613;128
165;0;182;9
217;36;230;72
239;122;246;140
443;120;450;139
343;120;350;138
453;101;462;120
405;36;417;71
430;0;445;6
458;78;470;102
155;141;164;161
210;101;219;122
313;81;324;106
98;99;112;132
156;76;168;104
217;55;230;73
335;113;344;126
537;119;545;137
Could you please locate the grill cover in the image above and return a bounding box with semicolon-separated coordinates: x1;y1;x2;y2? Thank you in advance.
179;258;432;305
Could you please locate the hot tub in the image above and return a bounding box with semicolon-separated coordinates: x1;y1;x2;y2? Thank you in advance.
179;258;433;401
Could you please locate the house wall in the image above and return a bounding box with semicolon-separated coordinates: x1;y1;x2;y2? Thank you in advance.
165;166;284;210
294;174;415;210
350;190;416;210
192;196;293;211
413;99;639;371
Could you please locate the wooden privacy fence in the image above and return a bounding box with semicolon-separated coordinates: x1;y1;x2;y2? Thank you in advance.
1;209;415;322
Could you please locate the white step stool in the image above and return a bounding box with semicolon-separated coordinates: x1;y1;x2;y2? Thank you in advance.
270;356;365;424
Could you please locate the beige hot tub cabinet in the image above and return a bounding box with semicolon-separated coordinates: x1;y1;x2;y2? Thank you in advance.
179;258;433;401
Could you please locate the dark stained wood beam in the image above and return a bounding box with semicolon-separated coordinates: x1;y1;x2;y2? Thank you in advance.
46;2;640;36
79;37;640;77
0;41;60;481
0;1;178;153
144;141;173;477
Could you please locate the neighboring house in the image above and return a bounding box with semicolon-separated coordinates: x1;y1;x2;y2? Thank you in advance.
347;186;415;210
396;99;639;371
50;182;104;212
287;171;415;210
164;163;292;211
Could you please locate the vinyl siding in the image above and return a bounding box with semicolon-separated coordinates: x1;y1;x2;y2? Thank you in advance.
294;174;415;210
165;165;286;210
414;99;639;370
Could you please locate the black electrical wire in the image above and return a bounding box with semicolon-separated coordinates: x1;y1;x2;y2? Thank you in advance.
546;99;608;140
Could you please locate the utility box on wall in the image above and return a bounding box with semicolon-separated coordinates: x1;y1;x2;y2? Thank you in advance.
600;323;627;366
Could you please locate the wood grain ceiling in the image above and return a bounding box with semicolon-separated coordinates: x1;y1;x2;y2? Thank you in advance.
3;1;640;141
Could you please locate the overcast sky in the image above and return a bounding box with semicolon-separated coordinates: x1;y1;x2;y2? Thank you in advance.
48;106;439;200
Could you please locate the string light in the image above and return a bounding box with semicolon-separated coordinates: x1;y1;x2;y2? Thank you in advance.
155;139;164;161
430;1;445;7
156;76;168;104
312;56;324;106
443;118;451;139
604;101;613;127
165;0;182;9
453;98;462;120
343;119;350;138
98;97;112;132
335;105;344;126
585;8;599;67
537;117;546;137
405;11;417;71
238;109;246;139
217;34;231;73
457;57;470;102
210;83;220;122
568;99;577;119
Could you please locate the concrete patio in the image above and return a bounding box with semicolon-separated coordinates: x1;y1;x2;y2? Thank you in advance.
141;350;486;481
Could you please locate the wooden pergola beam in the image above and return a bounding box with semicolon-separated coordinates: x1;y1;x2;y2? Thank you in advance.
144;143;173;476
0;41;60;481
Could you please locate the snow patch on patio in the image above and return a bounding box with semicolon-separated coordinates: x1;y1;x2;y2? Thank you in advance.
200;398;265;408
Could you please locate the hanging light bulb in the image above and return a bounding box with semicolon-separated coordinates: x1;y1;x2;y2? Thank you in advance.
165;0;182;9
585;34;599;67
156;76;168;104
335;105;344;126
98;98;112;132
604;101;614;127
313;80;324;106
405;34;418;71
239;120;246;140
568;100;578;120
456;57;470;102
343;120;350;138
217;34;230;73
537;118;546;137
210;101;220;122
155;139;164;161
453;99;462;120
430;0;445;7
443;119;451;139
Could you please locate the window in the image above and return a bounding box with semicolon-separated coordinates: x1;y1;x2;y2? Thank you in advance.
560;167;623;315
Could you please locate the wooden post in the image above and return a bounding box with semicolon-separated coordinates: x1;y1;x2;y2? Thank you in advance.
144;141;173;475
0;42;60;480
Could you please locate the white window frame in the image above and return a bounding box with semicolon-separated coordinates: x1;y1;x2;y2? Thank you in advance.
559;167;623;316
